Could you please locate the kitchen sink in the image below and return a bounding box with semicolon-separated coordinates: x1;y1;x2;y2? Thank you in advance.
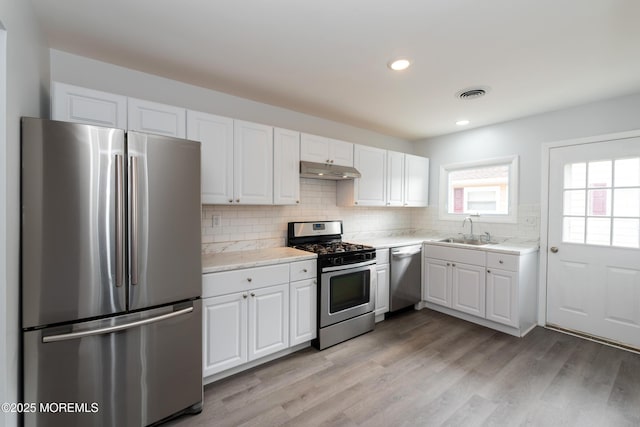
437;237;495;246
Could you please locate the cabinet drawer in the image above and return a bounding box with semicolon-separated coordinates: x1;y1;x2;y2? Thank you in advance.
376;249;389;265
203;264;289;298
487;252;519;272
424;244;485;266
290;260;317;282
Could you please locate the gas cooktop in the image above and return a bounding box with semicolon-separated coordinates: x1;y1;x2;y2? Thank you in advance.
292;241;374;255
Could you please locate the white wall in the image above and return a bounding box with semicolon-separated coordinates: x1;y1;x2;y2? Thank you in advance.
49;50;412;153
414;92;640;207
0;1;50;426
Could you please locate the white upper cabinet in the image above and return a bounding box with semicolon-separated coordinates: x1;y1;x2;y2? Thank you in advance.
128;98;186;138
300;133;354;167
404;154;430;207
234;120;274;205
338;144;387;206
387;151;405;207
52;82;127;129
273;128;301;205
187;110;234;204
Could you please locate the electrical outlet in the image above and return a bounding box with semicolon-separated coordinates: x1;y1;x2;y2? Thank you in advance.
212;215;221;227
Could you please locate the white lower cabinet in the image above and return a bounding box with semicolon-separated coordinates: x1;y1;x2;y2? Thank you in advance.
451;262;486;318
203;293;248;376
203;283;288;377
486;268;519;327
248;284;289;360
374;249;390;318
423;244;538;337
203;259;318;379
290;278;317;346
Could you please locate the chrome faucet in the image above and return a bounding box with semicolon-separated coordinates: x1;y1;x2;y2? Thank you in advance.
463;216;474;239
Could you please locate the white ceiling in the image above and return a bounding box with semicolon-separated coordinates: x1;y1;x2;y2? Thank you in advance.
30;0;640;140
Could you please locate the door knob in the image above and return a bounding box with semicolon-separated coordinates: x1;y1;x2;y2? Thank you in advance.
550;246;559;253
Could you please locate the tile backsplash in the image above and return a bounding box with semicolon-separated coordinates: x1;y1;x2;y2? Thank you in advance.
201;179;414;253
201;179;540;254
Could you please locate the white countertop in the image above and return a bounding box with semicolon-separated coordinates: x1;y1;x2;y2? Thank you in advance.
356;233;539;255
202;247;317;274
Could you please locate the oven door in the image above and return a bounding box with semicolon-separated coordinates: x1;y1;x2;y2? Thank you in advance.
320;260;376;328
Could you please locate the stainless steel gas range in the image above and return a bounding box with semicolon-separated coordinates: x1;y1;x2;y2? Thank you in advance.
288;221;376;350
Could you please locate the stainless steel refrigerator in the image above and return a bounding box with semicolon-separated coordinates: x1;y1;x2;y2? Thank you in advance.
21;118;203;427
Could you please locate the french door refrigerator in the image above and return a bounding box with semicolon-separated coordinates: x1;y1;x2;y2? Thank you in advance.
21;118;203;427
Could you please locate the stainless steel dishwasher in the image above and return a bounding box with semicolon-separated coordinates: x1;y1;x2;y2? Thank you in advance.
389;245;423;312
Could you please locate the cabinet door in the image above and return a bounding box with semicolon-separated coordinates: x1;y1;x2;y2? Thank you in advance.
451;262;486;318
128;98;186;138
328;138;354;167
51;82;127;129
386;151;405;207
300;133;329;163
290;279;317;346
273;128;300;205
234;120;274;205
248;284;289;361
375;263;390;316
353;145;387;206
404;154;429;207
187;110;234;204
424;257;451;307
486;268;519;327
203;293;248;377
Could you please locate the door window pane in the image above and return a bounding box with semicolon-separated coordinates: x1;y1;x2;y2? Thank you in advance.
586;218;611;245
563;190;586;216
613;188;640;217
564;163;586;189
614;158;640;187
588;161;612;188
563;217;585;244
587;189;611;216
612;219;640;248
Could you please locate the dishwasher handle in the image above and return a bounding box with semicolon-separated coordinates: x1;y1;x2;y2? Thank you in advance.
391;246;422;257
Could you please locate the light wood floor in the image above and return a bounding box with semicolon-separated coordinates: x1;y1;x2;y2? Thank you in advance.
169;309;640;427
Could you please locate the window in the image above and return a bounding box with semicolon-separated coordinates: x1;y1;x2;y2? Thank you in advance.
562;157;640;248
439;156;519;223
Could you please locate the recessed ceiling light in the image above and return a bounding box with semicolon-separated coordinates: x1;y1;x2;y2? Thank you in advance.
456;120;470;126
388;59;411;71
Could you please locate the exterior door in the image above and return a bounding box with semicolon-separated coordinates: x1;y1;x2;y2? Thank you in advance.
547;136;640;348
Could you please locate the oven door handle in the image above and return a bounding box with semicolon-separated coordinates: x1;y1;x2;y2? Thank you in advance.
322;259;376;273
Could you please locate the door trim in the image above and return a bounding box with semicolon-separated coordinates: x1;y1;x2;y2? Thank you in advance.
539;129;640;327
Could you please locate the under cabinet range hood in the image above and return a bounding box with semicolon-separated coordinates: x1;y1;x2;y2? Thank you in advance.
299;161;361;180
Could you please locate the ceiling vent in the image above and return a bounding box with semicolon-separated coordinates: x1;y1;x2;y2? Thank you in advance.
457;88;488;100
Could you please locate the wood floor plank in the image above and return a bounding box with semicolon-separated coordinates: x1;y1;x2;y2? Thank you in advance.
169;309;640;427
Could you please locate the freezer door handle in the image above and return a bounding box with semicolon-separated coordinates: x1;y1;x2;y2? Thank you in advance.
130;156;139;285
115;154;124;287
42;306;194;343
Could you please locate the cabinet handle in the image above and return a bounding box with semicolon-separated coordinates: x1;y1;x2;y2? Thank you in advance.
355;201;358;205
228;199;233;203
331;160;334;163
243;293;248;299
487;270;491;274
236;199;240;203
499;260;504;264
303;268;307;273
250;292;255;297
452;263;456;267
247;278;252;282
446;263;451;266
326;159;331;163
296;200;300;204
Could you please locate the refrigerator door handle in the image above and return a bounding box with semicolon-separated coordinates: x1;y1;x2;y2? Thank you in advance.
42;306;194;343
115;154;124;287
130;155;139;285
